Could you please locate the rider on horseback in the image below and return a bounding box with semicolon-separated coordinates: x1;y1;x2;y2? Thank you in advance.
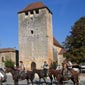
18;61;25;78
42;61;49;76
62;59;72;78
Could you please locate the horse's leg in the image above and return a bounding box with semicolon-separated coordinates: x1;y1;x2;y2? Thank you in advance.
39;78;41;85
60;79;63;85
43;77;47;85
27;79;30;85
56;76;63;85
30;79;34;85
53;75;56;80
75;76;79;85
57;81;60;85
57;80;63;85
71;76;76;85
14;80;18;85
0;79;2;85
49;75;53;85
71;76;79;85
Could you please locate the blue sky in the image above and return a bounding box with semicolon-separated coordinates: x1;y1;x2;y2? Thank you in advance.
0;0;85;49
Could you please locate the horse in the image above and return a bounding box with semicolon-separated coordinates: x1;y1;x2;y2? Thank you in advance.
5;67;35;85
48;68;79;85
33;68;49;85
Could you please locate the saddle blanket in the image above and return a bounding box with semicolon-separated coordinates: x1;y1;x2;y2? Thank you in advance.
73;68;79;72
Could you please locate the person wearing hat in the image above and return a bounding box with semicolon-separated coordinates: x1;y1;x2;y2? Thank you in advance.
62;59;72;78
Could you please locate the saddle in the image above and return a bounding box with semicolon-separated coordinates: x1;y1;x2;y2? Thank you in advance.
19;70;26;78
62;68;72;78
43;69;48;77
15;68;26;77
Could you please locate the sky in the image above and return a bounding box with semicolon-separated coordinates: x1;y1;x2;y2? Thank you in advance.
0;0;85;49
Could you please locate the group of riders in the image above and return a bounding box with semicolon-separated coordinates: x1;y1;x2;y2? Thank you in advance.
0;58;78;78
0;58;78;81
42;59;79;78
17;58;77;78
42;59;74;78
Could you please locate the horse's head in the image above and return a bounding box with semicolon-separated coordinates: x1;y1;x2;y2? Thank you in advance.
5;67;14;73
5;67;10;73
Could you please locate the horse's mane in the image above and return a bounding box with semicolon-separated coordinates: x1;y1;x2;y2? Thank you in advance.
10;67;18;71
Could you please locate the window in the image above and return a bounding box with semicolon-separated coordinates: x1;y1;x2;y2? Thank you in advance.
31;30;34;34
35;9;39;14
31;17;33;20
2;57;4;62
25;12;28;15
30;11;33;14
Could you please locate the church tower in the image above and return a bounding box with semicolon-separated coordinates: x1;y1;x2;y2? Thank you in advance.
18;2;53;69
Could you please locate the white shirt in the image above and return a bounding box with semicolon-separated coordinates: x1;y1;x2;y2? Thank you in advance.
56;65;62;70
43;63;49;69
0;72;4;78
68;61;72;66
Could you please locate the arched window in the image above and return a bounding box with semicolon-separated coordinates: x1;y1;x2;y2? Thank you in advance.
2;57;4;62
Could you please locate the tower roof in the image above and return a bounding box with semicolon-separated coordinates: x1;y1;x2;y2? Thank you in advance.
18;2;52;14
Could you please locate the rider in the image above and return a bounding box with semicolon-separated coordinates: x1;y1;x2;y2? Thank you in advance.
62;59;72;77
42;61;49;76
19;61;25;77
19;61;25;70
67;59;73;70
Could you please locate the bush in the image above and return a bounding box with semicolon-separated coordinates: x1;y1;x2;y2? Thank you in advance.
4;59;15;68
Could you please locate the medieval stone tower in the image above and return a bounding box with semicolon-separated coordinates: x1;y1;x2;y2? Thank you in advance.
18;2;53;69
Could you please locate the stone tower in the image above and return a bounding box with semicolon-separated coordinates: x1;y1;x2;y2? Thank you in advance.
18;2;53;69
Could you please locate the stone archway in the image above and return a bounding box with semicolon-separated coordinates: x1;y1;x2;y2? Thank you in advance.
31;61;36;70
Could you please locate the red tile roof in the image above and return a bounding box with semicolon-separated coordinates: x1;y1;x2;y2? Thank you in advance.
53;37;63;48
18;2;52;14
59;48;66;54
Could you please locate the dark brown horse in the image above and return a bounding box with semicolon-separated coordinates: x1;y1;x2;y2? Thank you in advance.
48;68;79;85
33;69;48;84
5;67;35;85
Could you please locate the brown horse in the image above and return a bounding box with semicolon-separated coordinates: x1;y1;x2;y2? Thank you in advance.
48;68;79;85
5;67;35;85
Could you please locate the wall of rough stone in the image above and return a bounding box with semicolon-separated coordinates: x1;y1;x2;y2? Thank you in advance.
0;52;16;64
18;8;53;69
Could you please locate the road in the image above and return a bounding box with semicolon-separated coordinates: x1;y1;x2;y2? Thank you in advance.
2;73;85;85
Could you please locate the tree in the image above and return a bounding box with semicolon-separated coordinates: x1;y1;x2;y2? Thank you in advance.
4;59;15;68
63;17;85;64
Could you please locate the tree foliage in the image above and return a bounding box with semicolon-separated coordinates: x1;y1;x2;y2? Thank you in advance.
63;17;85;64
4;59;15;68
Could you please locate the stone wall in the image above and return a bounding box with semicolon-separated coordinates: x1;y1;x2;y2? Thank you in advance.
18;8;53;69
0;48;18;67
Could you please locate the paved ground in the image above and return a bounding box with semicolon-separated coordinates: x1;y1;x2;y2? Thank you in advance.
2;73;85;85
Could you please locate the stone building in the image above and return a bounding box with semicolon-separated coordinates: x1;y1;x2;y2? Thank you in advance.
0;48;19;67
18;2;64;69
53;38;65;65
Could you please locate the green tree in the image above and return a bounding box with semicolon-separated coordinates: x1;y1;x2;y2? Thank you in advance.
4;59;15;68
63;17;85;64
